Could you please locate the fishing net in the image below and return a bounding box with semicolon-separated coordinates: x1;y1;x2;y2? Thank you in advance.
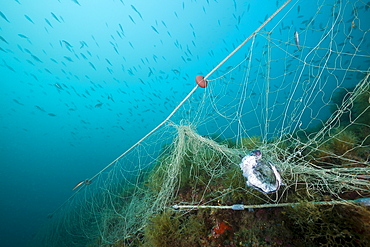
33;0;370;246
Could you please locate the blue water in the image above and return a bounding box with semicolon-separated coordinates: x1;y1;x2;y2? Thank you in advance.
1;0;369;246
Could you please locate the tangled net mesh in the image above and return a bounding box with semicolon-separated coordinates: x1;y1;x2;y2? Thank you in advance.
34;1;370;246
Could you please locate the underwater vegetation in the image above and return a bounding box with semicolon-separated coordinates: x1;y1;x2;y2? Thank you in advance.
98;80;370;247
143;211;206;247
237;136;263;150
285;201;370;246
330;79;370;146
303;78;370;169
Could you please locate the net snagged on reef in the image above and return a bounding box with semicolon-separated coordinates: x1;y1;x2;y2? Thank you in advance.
34;1;370;246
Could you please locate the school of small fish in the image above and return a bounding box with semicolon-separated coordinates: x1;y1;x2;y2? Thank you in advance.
1;0;369;146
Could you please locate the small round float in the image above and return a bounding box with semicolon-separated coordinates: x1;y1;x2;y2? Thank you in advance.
195;75;208;88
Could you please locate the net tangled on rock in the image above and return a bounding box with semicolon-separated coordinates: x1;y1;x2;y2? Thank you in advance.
33;0;370;246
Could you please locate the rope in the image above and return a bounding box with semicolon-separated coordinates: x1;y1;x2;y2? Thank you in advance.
172;197;370;210
203;0;292;81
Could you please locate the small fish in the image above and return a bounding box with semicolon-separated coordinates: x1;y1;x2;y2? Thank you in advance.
0;36;8;44
128;15;136;24
0;11;10;23
45;18;53;28
131;5;143;20
51;12;61;23
24;15;35;24
148;68;153;77
18;34;29;39
35;105;46;112
294;31;300;50
13;99;24;105
95;103;103;108
72;179;92;190
5;64;15;72
64;56;73;62
31;55;42;63
62;40;72;47
80;53;87;60
89;62;96;70
71;0;81;6
79;41;87;48
105;59;112;66
72;180;84;190
151;26;159;34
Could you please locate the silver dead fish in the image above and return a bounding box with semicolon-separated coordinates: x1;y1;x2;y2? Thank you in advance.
294;31;300;50
239;150;282;193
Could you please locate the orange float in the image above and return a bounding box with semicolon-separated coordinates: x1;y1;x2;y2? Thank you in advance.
212;221;232;238
195;75;208;88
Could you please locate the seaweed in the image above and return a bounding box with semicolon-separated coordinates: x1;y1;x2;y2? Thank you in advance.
285;202;370;246
144;211;206;247
238;136;263;149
